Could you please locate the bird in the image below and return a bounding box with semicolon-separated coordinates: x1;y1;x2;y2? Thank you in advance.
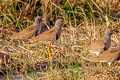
35;16;51;36
83;44;120;66
84;26;114;56
10;16;42;40
29;18;65;43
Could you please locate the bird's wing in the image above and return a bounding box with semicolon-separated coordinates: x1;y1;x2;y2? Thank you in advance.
11;25;37;40
85;39;105;52
89;48;120;62
30;30;57;43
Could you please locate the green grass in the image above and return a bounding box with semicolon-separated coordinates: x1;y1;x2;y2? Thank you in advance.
0;0;120;80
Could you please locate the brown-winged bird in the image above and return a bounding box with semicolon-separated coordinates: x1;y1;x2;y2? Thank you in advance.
85;32;120;66
29;18;65;43
10;16;42;40
86;46;120;66
35;16;51;36
84;26;114;56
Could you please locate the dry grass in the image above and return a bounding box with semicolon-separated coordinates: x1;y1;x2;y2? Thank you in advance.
0;0;120;80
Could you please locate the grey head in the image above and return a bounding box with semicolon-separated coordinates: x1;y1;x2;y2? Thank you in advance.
34;16;42;25
35;16;51;36
54;18;64;29
44;16;51;28
54;18;64;40
34;16;42;37
104;26;113;37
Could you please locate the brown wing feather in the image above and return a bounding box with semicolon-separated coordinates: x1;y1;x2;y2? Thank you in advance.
85;39;105;52
11;25;37;40
30;27;57;43
89;47;120;62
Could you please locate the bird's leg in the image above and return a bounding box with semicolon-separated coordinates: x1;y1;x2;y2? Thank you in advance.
26;44;30;50
26;44;32;54
47;43;52;61
47;43;53;70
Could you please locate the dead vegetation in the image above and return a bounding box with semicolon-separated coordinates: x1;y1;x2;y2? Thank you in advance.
0;0;120;80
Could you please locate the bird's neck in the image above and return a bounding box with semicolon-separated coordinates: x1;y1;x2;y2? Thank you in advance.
55;24;62;31
103;33;111;50
103;33;111;41
34;21;40;25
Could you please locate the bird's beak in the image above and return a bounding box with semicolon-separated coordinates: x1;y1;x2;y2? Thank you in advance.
64;20;67;25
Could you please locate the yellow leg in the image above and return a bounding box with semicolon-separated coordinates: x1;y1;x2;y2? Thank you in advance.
48;43;52;61
26;44;31;54
26;44;30;49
